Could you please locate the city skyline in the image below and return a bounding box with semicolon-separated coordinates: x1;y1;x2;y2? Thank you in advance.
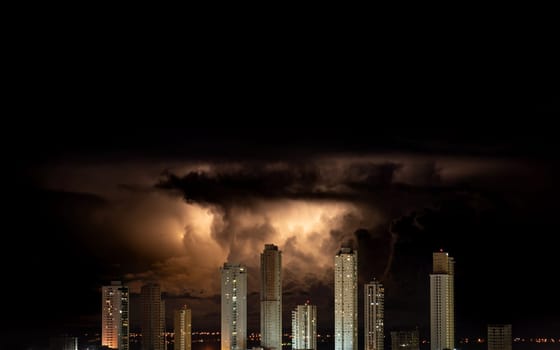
5;125;560;349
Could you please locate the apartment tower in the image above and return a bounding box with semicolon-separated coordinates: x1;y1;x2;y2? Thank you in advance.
141;283;165;350
364;279;384;350
261;244;282;350
102;281;129;350
334;247;358;350
221;263;247;350
292;301;317;350
430;251;455;350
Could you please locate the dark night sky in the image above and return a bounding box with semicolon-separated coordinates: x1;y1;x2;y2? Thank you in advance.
2;16;559;349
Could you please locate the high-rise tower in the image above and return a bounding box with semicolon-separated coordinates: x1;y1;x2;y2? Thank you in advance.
430;251;455;350
141;283;165;350
221;263;247;350
102;281;129;350
261;244;282;350
292;301;317;350
174;305;192;350
334;247;358;350
364;279;384;350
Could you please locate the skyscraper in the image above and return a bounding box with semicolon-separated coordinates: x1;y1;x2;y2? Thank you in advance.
334;247;358;350
430;251;455;350
364;279;384;350
102;281;129;350
292;301;317;350
174;305;192;350
141;283;165;350
487;324;512;350
261;244;282;350
221;263;247;350
390;330;419;350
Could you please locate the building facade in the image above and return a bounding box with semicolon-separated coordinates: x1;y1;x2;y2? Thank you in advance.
102;281;129;350
261;244;282;350
174;305;192;350
488;324;512;350
364;279;384;350
390;330;419;350
141;283;165;350
334;247;358;350
221;263;247;350
292;302;317;350
430;251;455;350
49;336;78;350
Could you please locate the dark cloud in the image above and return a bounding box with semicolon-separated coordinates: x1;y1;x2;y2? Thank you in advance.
155;160;433;206
148;155;559;331
156;162;324;204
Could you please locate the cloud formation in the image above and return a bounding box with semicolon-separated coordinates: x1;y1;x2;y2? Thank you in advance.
34;153;541;329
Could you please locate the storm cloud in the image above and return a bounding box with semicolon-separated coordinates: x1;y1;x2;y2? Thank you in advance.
24;150;557;332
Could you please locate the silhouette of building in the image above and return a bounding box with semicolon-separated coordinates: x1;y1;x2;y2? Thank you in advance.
49;336;78;350
390;329;419;350
141;283;165;350
488;324;512;350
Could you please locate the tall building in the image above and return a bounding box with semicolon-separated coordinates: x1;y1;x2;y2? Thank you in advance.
292;301;317;350
49;336;78;350
174;305;192;350
364;279;384;350
141;283;165;350
221;263;247;350
102;281;129;350
334;247;358;350
261;244;282;350
390;330;419;350
487;324;512;350
430;251;455;350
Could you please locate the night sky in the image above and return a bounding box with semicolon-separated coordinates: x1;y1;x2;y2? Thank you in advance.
2;20;559;347
4;118;560;347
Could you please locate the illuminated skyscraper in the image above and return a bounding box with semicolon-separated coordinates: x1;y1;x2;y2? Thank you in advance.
221;263;247;350
488;324;512;350
430;251;455;350
334;247;358;350
390;330;419;350
261;244;282;350
174;305;192;350
292;301;317;350
364;279;384;350
102;281;129;350
141;283;165;350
